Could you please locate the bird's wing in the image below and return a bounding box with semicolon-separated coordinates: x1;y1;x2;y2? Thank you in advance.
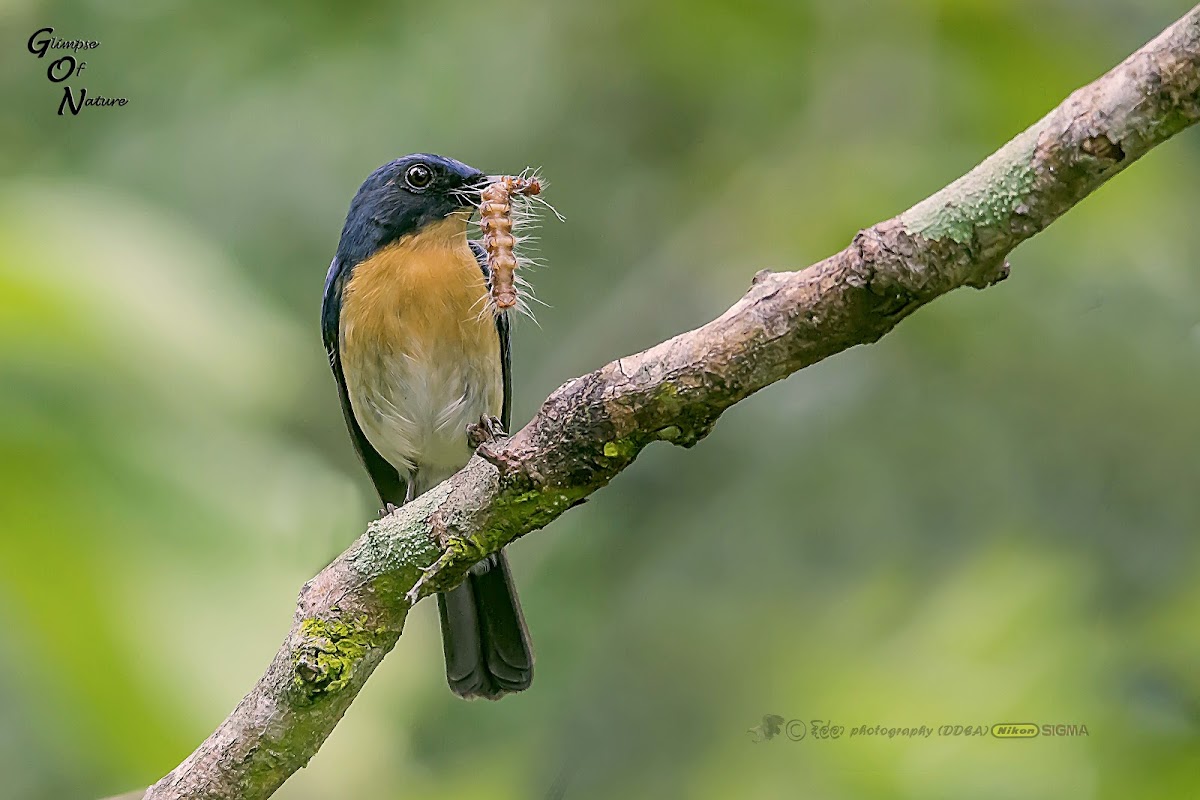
471;241;512;431
321;257;407;505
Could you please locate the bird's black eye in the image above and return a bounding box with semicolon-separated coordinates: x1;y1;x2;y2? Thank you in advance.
404;164;434;190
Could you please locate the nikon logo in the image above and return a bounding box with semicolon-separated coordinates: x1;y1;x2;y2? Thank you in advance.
991;723;1039;738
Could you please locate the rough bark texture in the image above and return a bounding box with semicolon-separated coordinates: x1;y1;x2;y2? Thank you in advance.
130;7;1200;799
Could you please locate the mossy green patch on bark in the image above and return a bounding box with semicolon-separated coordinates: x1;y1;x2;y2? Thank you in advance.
654;381;683;413
603;439;637;459
441;531;490;567
647;380;717;446
293;616;387;698
655;425;682;442
480;483;592;551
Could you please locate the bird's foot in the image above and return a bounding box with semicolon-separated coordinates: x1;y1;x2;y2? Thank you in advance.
467;414;506;449
378;501;401;519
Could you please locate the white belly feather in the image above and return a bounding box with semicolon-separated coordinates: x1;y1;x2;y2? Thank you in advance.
348;335;500;484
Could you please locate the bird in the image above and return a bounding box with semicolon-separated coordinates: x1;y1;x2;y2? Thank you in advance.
321;153;533;699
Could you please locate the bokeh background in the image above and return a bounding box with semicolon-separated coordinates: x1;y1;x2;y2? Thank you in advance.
3;0;1199;798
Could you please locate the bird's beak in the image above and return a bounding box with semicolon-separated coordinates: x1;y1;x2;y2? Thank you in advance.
455;171;488;208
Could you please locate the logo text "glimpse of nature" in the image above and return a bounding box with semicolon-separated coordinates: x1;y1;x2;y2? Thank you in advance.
26;27;129;116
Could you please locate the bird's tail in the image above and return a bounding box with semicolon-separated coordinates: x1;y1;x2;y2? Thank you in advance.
437;549;534;699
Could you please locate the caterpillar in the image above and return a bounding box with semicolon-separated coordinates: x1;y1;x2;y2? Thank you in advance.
477;174;545;313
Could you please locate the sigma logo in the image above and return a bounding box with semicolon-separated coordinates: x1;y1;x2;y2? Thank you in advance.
1041;724;1089;737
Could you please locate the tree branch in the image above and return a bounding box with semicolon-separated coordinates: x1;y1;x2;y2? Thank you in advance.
135;7;1200;799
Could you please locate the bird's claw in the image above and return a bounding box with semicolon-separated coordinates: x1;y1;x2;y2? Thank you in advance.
467;414;506;449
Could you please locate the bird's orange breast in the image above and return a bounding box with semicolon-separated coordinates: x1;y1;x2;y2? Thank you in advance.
339;216;492;353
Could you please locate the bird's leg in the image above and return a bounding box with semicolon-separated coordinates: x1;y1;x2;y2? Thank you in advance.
378;475;417;518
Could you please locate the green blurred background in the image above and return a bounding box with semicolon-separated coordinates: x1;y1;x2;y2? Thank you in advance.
3;0;1199;798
